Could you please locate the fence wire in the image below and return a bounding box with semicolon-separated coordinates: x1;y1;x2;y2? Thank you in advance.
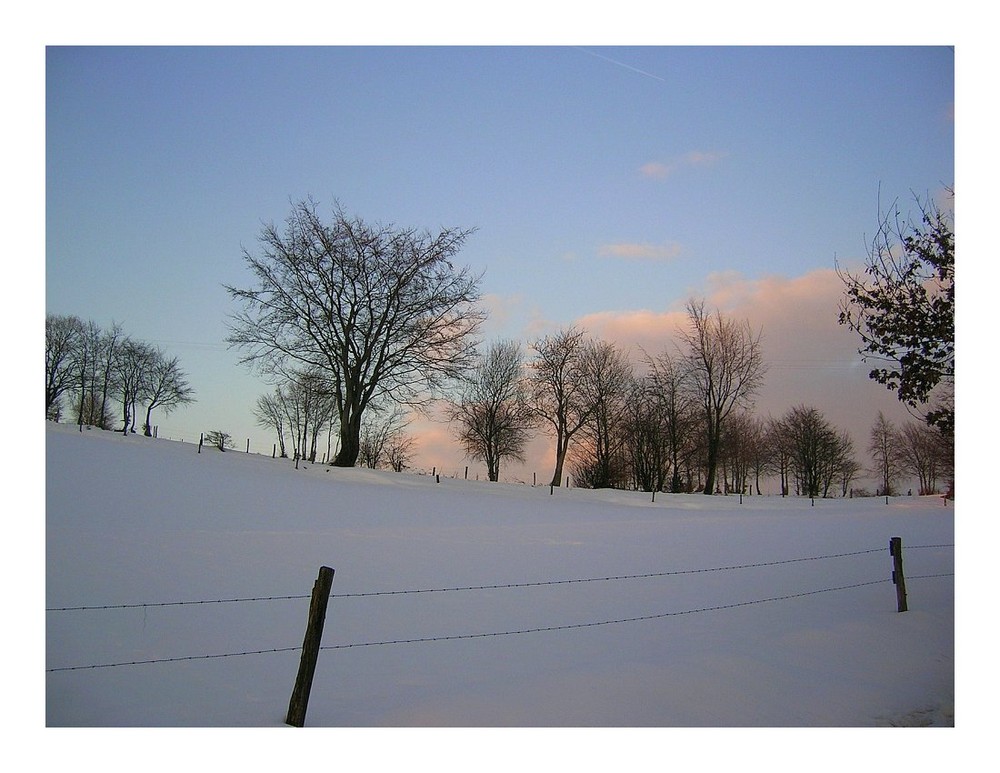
45;543;954;673
48;577;899;672
48;545;922;611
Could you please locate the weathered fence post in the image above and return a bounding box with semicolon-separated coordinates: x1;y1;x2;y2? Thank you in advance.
286;565;336;727
198;432;204;453
889;537;908;612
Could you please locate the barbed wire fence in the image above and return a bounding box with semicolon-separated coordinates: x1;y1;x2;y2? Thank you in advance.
46;541;953;674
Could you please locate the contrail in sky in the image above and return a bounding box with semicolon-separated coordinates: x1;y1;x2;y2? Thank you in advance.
575;47;667;82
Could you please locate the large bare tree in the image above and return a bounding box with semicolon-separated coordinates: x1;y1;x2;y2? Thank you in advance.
681;299;766;495
226;199;486;466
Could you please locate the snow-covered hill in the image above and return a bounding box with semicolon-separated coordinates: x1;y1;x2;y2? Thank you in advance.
45;421;954;732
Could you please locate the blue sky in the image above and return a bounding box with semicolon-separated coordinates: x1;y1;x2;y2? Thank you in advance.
44;44;955;480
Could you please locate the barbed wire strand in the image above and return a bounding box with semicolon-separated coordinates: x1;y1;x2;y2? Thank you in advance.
327;548;892;598
46;594;311;612
319;578;893;650
48;576;913;672
47;646;303;672
45;544;954;612
48;546;909;611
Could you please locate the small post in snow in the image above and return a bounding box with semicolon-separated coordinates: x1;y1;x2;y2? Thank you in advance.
286;565;335;727
889;537;908;612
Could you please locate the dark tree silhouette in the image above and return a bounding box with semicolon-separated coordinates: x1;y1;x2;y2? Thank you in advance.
839;190;954;435
227;199;485;467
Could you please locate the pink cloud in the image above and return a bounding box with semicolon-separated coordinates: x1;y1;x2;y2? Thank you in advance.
598;242;683;262
640;150;726;179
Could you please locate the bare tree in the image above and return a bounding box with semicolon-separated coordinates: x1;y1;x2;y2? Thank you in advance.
359;408;411;470
623;375;671;493
70;319;103;427
775;405;855;498
644;350;698;493
718;411;765;496
869;411;903;496
385;432;416;473
680;299;766;494
765;416;792;497
254;391;289;457
90;322;125;430
114;338;156;435
896;420;948;495
204;430;233;451
142;350;195;435
449;340;535;482
837;447;862;498
45;314;82;420
226;199;485;467
573;338;632;489
528;327;593;487
277;369;338;463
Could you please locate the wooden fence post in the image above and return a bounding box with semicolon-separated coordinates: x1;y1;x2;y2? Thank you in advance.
889;537;908;612
286;565;336;727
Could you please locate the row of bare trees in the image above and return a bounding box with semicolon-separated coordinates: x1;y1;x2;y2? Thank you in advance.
447;304;950;496
868;411;953;496
45;314;195;435
448;300;769;491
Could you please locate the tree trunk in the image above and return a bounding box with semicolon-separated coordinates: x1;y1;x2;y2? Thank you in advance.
333;414;362;467
550;433;568;487
703;436;719;494
703;413;725;495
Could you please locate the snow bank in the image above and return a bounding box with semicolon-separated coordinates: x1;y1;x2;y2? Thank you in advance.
41;422;960;764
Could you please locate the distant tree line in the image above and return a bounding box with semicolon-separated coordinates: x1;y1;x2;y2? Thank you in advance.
448;307;950;496
45;315;194;435
448;300;767;490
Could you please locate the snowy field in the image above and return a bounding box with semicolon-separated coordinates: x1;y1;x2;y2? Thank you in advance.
42;421;962;763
